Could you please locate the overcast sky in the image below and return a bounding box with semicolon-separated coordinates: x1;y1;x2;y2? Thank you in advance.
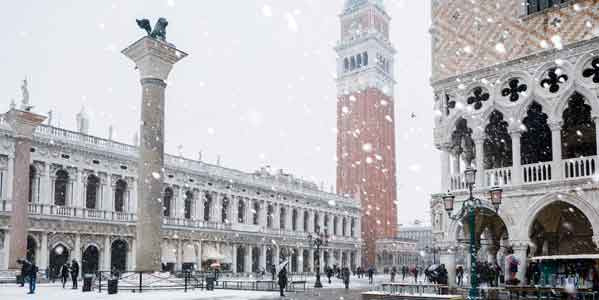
1;0;438;225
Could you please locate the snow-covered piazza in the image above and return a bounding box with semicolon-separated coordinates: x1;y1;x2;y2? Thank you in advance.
4;0;599;299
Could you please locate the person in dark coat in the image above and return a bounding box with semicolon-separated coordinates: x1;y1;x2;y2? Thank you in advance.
342;267;350;289
26;262;38;294
390;266;397;282
278;266;288;297
17;259;30;287
60;263;70;288
271;264;276;281
70;259;79;289
368;266;375;284
326;267;333;284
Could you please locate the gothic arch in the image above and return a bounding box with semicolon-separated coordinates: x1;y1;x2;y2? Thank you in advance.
445;201;516;243
522;192;599;241
553;85;599;120
514;96;553;125
480;106;512;130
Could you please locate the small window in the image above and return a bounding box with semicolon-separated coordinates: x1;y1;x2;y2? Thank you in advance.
363;52;368;66
120;165;128;170
61;154;70;159
350;56;356;70
92;160;100;164
357;53;362;68
167;174;174;178
343;58;349;72
30;148;35;153
527;0;571;15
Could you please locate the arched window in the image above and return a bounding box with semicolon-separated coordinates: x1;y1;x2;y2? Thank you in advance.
303;211;309;232
203;192;212;221
29;165;36;203
562;92;596;159
314;213;319;233
333;216;338;236
85;175;100;209
350;218;355;237
343;58;349;72
163;187;173;217
521;102;552;165
342;218;347;236
350;56;356;70
221;197;229;223
238;200;245;223
292;209;298;231
267;204;274;228
324;214;329;235
280;207;286;229
114;179;127;212
363;52;368;66
252;202;259;225
184;191;193;219
484;111;512;170
357;53;362;68
54;170;69;206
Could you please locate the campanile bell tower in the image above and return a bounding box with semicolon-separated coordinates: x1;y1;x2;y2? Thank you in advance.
335;0;397;266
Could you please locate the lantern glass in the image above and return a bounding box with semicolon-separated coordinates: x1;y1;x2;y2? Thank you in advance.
442;193;455;212
489;187;503;208
464;167;477;185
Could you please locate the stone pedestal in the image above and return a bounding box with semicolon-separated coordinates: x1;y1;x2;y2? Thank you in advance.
122;36;187;272
6;109;45;269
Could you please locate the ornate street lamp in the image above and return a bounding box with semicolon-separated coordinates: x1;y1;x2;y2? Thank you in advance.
308;226;328;288
443;167;503;300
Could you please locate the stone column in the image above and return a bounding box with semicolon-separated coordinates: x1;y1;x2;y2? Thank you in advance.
440;146;451;191
274;247;280;267
123;36;187;272
595;117;599;157
298;247;304;273
231;245;237;273
513;244;528;285
439;247;456;288
3;231;10;269
103;236;111;270
196;241;202;271
474;135;485;186
319;249;325;272
130;239;136;270
6;109;45;269
260;244;266;271
176;239;182;271
245;245;252;273
40;232;48;270
74;234;81;273
6;155;14;201
510;131;522;185
41;164;50;204
550;122;563;181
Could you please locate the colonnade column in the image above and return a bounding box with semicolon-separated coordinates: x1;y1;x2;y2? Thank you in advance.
196;241;202;271
176;239;182;271
229;245;236;273
513;244;528;286
595;117;599;157
510;131;522;185
274;247;280;268
103;236;111;270
308;249;314;273
6;108;45;269
550;122;563;181
319;249;324;272
74;234;81;274
40;232;48;270
42;164;50;204
123;36;187;272
260;245;266;271
474;135;485;186
298;248;304;273
245;245;252;273
439;247;456;288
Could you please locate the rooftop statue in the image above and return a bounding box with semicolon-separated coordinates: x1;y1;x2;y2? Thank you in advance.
20;79;34;111
136;18;168;42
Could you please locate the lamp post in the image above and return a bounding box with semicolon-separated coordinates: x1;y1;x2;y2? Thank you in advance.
308;226;329;288
442;167;503;300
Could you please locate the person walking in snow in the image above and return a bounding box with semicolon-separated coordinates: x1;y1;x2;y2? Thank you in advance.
26;261;38;294
60;263;70;288
278;266;288;297
70;259;79;289
368;266;375;284
342;267;350;289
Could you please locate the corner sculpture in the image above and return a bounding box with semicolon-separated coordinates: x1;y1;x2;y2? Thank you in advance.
136;17;168;41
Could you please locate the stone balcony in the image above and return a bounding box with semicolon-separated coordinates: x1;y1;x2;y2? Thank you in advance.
0;201;361;244
447;155;597;192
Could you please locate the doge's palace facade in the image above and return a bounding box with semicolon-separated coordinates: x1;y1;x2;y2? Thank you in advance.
0;115;361;275
430;0;599;287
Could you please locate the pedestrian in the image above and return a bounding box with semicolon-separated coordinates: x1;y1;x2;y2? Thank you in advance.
402;265;407;281
70;259;79;289
342;267;350;289
26;261;38;294
61;263;70;288
278;266;288;297
18;259;29;287
413;266;418;283
390;266;397;282
368;266;374;284
326;266;333;284
456;266;464;287
271;264;276;281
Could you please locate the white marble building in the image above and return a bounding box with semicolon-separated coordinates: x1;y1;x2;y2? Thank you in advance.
0;114;362;276
429;0;599;287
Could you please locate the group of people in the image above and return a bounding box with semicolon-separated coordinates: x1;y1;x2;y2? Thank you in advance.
17;258;39;294
58;260;80;289
324;265;352;288
355;266;376;283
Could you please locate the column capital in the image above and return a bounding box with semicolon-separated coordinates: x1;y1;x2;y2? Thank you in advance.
548;121;562;131
122;36;187;81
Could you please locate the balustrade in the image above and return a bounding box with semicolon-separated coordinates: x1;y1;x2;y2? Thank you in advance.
484;167;512;187
564;156;597;179
449;174;467;191
522;161;552;184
